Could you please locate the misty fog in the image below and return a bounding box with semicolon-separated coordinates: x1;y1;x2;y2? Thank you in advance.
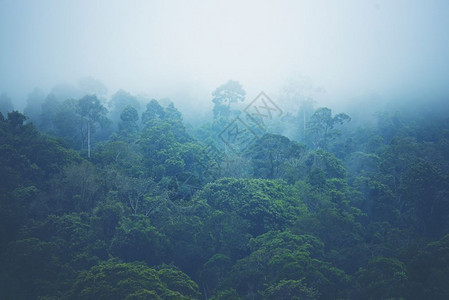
1;0;448;122
3;2;449;299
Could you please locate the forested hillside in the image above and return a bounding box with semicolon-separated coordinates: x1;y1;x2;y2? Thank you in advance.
1;85;449;299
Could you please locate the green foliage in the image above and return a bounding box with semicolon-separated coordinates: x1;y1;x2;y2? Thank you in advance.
139;100;199;182
406;234;449;299
140;120;185;178
38;93;61;132
222;230;349;299
305;148;347;179
401;160;449;236
77;94;108;124
0;112;81;247
354;256;408;299
51;95;109;157
2;90;449;299
92;140;144;176
108;89;141;125
1;237;73;299
246;133;307;180
117;105;140;142
306;107;350;149
212;80;245;119
262;279;319;300
110;216;166;266
27;213;104;269
196;178;308;235
0;93;14;115
68;260;199;299
51;161;103;212
53;99;84;149
142;99;165;123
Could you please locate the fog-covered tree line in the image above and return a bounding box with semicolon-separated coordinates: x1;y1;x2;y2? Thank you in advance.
1;79;449;299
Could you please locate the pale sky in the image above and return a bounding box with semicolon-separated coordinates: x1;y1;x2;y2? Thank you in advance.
1;0;449;112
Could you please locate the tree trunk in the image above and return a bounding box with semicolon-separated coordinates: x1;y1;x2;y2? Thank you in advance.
87;121;91;158
303;108;306;132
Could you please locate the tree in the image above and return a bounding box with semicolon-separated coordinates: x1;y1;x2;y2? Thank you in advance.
53;99;84;149
139;103;196;180
407;234;449;300
278;75;321;139
223;230;348;299
262;279;319;300
68;260;200;299
6;110;27;128
91;141;143;176
196;178;308;236
117;105;139;142
108;89;140;126
23;88;46;123
0;93;14;116
57;161;103;212
163;102;191;143
306;107;350;149
354;256;408;299
109;217;166;265
139;121;185;179
212;80;245;119
2;237;68;299
305;148;347;179
246;133;307;180
38;93;61;133
77;95;108;158
120;105;139;123
115;174;159;216
142;99;165;124
401;160;449;236
298;98;316;135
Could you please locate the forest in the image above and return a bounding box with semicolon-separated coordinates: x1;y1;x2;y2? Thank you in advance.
2;1;449;299
1;80;449;299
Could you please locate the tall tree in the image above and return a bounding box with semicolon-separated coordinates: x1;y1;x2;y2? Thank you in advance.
23;88;46;123
108;89;140;126
246;133;307;180
299;98;316;134
212;80;245;119
141;99;165;124
77;95;108;158
306;107;350;149
117;105;139;142
0;93;14;116
53;99;84;149
38;93;60;133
